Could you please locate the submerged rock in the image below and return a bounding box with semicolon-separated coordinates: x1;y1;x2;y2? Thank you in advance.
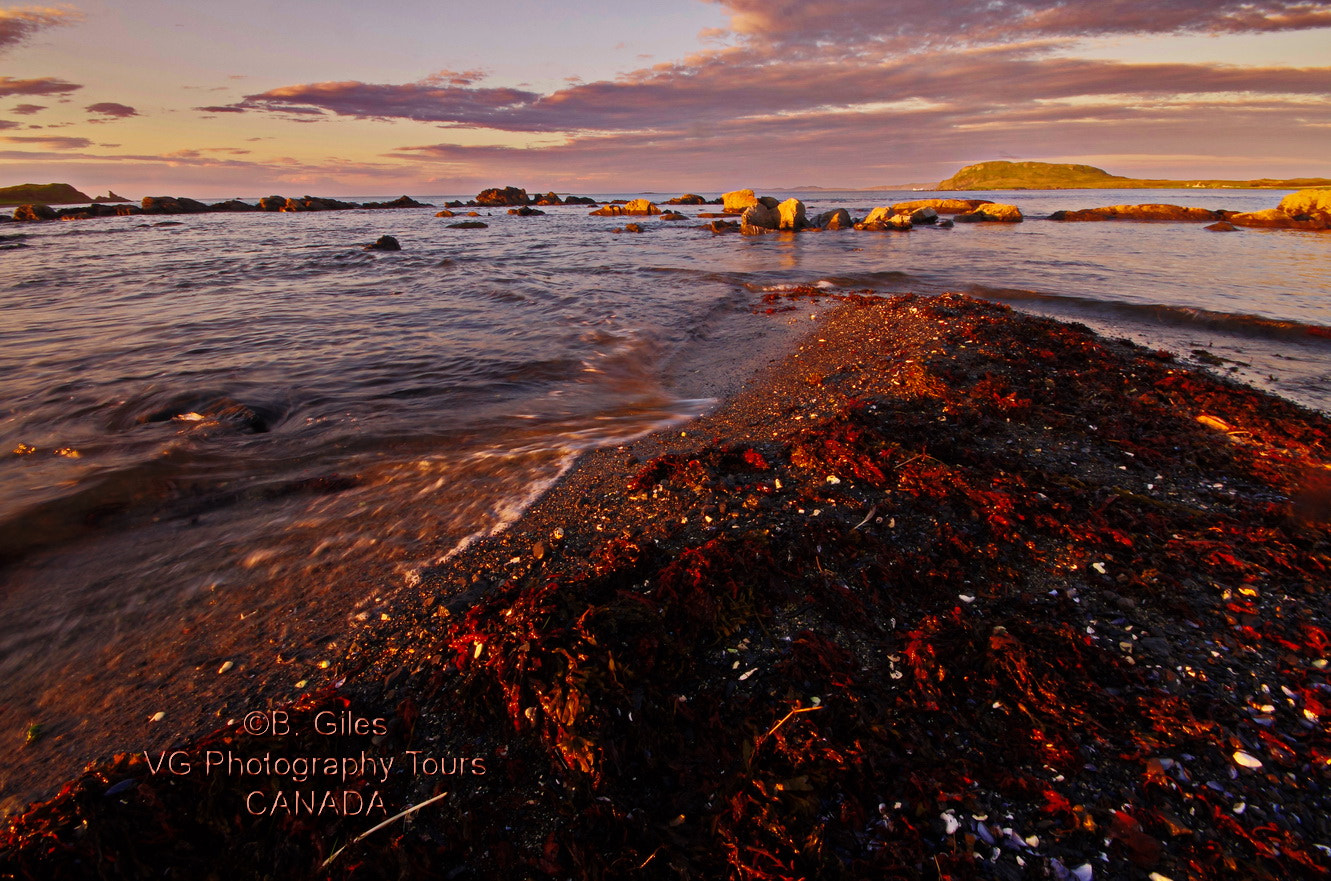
365;235;401;251
1205;221;1239;232
448;221;488;229
1048;204;1222;222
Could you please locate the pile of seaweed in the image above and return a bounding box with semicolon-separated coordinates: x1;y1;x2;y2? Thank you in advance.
3;294;1329;880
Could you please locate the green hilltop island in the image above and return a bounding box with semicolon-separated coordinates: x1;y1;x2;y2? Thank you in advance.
0;182;131;206
936;160;1331;191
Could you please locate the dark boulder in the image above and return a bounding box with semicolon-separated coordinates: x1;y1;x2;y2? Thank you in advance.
448;221;488;229
13;204;57;222
258;195;288;211
141;196;210;214
211;199;256;212
533;192;562;205
365;235;401;251
362;195;430;209
475;186;529;207
666;194;707;205
507;206;545;216
562;195;597;206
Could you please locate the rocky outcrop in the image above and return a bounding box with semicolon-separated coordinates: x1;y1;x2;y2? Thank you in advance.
258;195;288;212
436;209;455;217
776;198;806;231
13;204;57;222
91;191;131;204
507;206;545;216
955;203;1023;223
362;195;430;209
590;199;661;217
1205;221;1239;232
1048;204;1223;222
1224;207;1329;230
1277;188;1331;221
908;207;939;225
364;235;401;251
740;203;780;235
533;192;562;206
210;200;255;212
562;196;597;206
811;208;853;230
475;186;529;207
286;196;360;212
890;198;992;215
141;196;209;214
722;189;759;214
861;207;913;230
666;194;706;205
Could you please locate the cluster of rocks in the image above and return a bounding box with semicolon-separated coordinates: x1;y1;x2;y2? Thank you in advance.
714;189;1023;235
442;186;597;209
1047;189;1331;230
590;198;662;217
10;194;431;221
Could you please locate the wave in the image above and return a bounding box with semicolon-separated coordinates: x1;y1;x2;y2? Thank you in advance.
965;284;1331;343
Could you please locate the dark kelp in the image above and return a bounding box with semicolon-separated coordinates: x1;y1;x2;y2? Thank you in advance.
3;294;1329;879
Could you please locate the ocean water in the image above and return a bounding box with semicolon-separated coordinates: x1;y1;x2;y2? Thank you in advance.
1;187;1328;801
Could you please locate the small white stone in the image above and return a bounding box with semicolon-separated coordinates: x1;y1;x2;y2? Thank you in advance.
1232;750;1263;769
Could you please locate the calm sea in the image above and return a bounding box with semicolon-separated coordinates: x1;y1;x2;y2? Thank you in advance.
1;187;1328;802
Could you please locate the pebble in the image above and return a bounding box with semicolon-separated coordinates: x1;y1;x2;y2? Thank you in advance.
1233;750;1263;768
150;712;165;722
217;660;234;674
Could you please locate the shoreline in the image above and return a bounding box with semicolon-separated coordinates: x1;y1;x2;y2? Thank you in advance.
4;292;1329;878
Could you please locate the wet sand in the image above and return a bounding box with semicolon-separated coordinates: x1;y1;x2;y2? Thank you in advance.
4;293;1329;879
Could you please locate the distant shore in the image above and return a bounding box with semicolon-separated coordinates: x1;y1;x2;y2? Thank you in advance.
4;292;1328;879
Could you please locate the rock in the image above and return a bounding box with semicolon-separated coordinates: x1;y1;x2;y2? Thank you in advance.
757;196;780;209
141;196;209;214
365;235;401;251
666;194;706;205
533;192;562;206
293;196;359;211
890;198;992;214
1205;221;1239;232
507;206;545;216
448;221;488;229
740;203;779;234
211;199;256;212
1048;204;1222;222
475;186;529;206
1226;208;1326;229
811;208;853;230
614;223;645;233
590;199;661;217
697;212;729;218
466;211;481;217
258;195;288;211
1277;188;1331;221
722;189;759;214
362;195;429;209
956;203;1023;222
909;207;939;224
776;198;806;230
13;204;57;222
660;212;687;221
92;191;131;203
280;197;307;212
562;195;597;205
862;207;913;229
706;219;739;233
435;209;456;217
936;219;954;229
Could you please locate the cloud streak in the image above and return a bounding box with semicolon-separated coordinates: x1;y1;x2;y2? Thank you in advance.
0;5;79;53
0;76;82;97
86;101;138;118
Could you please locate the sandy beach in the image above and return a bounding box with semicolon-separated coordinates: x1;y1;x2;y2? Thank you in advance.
3;291;1329;879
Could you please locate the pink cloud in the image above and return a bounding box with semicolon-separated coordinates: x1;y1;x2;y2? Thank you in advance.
0;76;81;97
86;102;138;118
11;102;45;114
0;6;80;52
2;133;92;148
705;0;1331;46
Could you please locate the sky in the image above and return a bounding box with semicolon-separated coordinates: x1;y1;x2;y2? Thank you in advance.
2;0;1330;197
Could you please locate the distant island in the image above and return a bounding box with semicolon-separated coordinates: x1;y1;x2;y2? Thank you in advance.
0;183;95;206
935;160;1331;191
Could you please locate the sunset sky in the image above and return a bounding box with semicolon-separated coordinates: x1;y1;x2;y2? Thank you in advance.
2;1;1329;197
